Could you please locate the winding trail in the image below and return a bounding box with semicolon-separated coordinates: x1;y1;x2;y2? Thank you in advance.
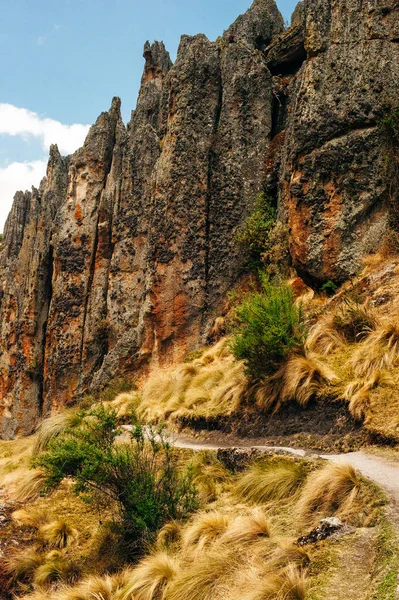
124;425;399;510
169;431;399;511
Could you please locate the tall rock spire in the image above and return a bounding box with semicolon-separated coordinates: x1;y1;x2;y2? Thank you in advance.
223;0;284;49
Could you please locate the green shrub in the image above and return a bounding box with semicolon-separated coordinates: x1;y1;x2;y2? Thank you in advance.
236;193;276;270
379;104;399;236
320;280;337;296
34;407;198;558
230;279;304;380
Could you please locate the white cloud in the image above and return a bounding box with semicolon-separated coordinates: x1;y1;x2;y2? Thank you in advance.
37;35;46;45
0;104;90;155
0;104;91;230
0;160;48;231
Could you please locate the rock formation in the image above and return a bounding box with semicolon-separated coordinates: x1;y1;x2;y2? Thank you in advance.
0;0;398;438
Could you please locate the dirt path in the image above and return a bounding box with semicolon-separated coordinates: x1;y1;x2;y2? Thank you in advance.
123;425;399;509
167;431;399;510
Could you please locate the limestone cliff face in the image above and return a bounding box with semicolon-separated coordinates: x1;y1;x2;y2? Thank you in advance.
0;0;398;437
266;0;399;283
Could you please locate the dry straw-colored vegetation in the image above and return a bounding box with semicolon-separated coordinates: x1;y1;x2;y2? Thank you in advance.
139;339;248;423
2;254;399;600
4;444;386;600
234;458;308;505
138;341;337;426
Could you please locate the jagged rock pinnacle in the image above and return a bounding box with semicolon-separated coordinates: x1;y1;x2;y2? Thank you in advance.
142;40;172;82
223;0;284;49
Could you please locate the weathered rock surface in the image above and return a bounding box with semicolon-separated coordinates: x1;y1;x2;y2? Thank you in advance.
268;0;399;283
0;0;398;437
296;517;347;546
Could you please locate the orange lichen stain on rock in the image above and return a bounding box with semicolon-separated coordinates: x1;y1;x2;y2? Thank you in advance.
21;337;33;360
143;258;201;368
322;180;344;272
265;131;285;173
286;173;311;269
74;204;83;223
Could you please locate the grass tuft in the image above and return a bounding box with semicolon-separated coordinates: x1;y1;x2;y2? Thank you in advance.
5;547;44;582
155;521;181;550
296;463;360;525
39;520;78;549
221;508;272;545
182;511;231;554
14;469;47;502
139;339;248;423
33;409;83;456
351;322;399;378
307;301;378;355
234;459;307;505
253;352;337;413
118;551;178;600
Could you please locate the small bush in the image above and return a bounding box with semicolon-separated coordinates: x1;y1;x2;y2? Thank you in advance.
320;280;337;296
231;279;304;380
236;192;276;271
34;407;198;558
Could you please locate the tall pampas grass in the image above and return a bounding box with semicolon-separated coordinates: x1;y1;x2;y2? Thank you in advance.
234;459;307;505
253;353;337;413
296;463;360;525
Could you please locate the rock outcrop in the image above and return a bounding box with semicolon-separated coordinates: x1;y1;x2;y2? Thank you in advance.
0;0;398;437
267;0;399;283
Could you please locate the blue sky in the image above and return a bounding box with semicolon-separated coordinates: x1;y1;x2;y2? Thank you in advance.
0;0;297;229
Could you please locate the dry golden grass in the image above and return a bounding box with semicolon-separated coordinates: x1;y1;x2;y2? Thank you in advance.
350;322;399;378
234;459;308;505
253;352;337;413
165;545;239;600
208;316;226;341
107;391;139;421
155;522;181;550
182;511;231;554
11;508;45;528
138;339;248;423
235;564;307;600
32;409;84;456
220;508;272;545
266;543;310;570
306;301;379;355
189;451;230;502
11;448;387;600
6;547;44;581
32;551;70;587
54;570;134;600
117;551;178;600
14;469;47;502
39;520;78;549
296;463;360;525
306;313;347;355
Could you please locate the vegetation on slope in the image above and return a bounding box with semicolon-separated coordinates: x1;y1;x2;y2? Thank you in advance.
0;426;389;600
34;406;198;558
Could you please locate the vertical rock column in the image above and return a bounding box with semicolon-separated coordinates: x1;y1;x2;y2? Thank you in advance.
0;147;68;437
276;0;399;283
42;99;125;412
